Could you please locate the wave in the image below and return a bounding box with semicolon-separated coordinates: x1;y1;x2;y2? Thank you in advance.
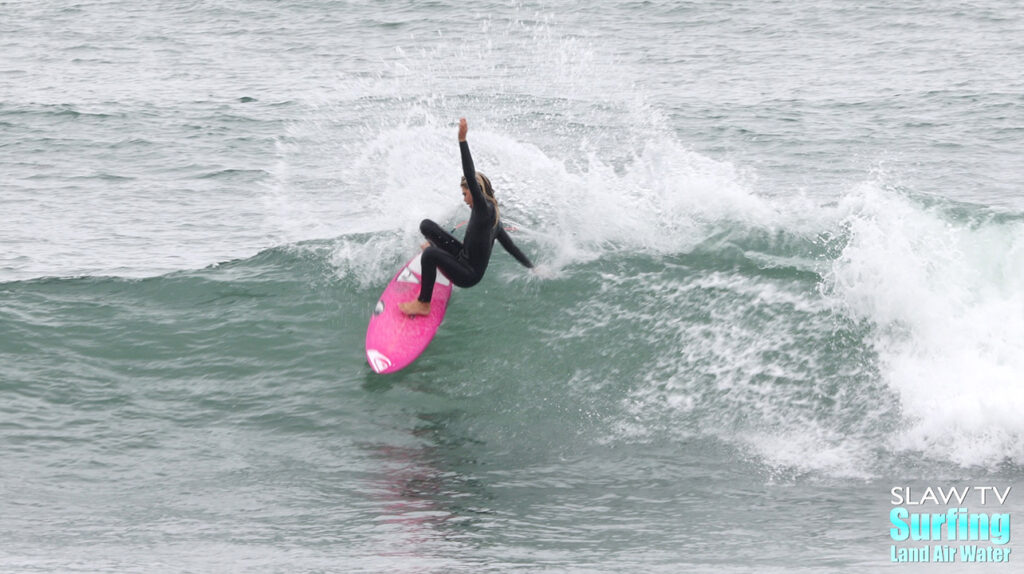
3;108;1022;477
5;179;1021;481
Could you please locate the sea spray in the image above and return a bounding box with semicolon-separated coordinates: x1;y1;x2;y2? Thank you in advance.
827;183;1024;468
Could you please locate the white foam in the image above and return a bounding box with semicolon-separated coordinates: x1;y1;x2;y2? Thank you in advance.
602;270;876;473
741;426;877;480
507;133;782;264
271;109;790;287
827;182;1024;468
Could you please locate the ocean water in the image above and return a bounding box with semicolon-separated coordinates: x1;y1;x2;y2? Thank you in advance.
1;1;1022;572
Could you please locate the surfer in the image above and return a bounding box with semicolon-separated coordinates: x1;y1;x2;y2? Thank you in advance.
399;118;533;316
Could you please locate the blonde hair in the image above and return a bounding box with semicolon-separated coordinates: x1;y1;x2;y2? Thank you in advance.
462;172;500;227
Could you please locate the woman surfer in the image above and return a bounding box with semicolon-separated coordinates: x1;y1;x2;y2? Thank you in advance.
399;118;533;316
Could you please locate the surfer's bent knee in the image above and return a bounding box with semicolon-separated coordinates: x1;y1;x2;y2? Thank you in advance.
420;219;438;234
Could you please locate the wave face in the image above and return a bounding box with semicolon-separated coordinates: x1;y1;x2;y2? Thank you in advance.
4;173;1022;475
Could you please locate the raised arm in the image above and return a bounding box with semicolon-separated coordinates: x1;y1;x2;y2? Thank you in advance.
458;118;488;216
497;227;534;269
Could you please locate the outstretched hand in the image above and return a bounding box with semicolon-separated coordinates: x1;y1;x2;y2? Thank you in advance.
458;117;468;142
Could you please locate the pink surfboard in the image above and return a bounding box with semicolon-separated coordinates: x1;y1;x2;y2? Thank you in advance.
365;252;453;374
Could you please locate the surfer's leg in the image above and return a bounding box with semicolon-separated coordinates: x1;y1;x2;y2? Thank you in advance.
399;246;475;316
419;247;476;301
420;219;462;258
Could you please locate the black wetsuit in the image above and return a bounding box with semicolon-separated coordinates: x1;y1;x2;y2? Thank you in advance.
417;140;533;303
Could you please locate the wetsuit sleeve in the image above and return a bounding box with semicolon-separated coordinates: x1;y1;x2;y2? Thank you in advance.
496;227;533;268
460;141;489;219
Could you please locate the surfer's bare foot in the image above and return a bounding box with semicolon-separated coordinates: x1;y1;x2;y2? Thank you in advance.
399;300;431;316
